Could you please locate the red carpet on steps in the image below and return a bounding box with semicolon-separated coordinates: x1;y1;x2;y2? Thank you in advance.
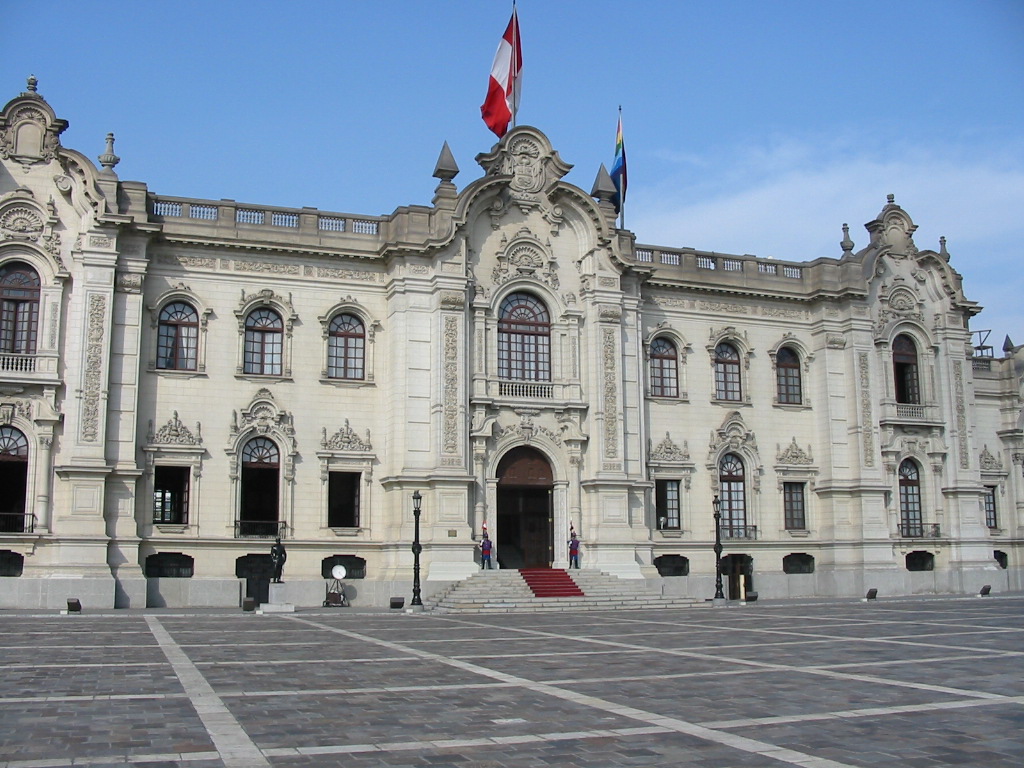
519;568;585;597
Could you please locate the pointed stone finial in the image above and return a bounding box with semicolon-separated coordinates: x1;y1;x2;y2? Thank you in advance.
26;75;38;93
886;193;895;205
1004;335;1015;354
98;132;120;174
591;163;616;203
938;236;949;261
840;223;854;254
432;141;459;183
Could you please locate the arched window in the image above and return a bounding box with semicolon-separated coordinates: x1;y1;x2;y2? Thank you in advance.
327;313;365;380
243;308;283;375
893;334;920;404
899;459;923;537
157;302;199;371
0;261;40;355
775;347;802;404
719;453;749;537
239;437;281;537
714;342;741;401
498;292;551;381
649;338;678;397
0;425;30;533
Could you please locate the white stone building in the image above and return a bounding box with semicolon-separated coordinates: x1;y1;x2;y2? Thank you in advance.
1;78;1020;609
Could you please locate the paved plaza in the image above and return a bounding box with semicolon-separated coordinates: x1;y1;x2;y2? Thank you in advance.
1;595;1022;768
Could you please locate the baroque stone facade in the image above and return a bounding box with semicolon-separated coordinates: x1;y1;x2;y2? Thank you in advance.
1;79;1021;608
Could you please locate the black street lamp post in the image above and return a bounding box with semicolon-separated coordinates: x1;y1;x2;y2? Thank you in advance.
411;490;423;607
712;495;726;605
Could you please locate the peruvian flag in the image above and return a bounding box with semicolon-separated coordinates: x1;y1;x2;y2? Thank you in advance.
480;7;522;138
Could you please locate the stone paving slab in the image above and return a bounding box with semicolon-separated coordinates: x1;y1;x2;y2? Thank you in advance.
0;595;1022;768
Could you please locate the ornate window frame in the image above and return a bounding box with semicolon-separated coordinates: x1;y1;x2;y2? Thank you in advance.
707;326;752;406
645;326;691;401
768;335;813;408
233;289;297;381
147;284;211;375
142;411;205;535
318;296;379;385
706;410;762;537
317;419;376;535
979;445;1008;534
225;389;297;535
647;431;694;536
774;437;818;536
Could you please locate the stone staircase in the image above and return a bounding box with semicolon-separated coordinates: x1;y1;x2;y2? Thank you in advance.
423;568;707;613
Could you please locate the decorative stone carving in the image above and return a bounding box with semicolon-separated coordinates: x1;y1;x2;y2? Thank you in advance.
826;333;846;349
476;126;573;219
0;206;43;239
954;360;969;469
979;445;1002;471
859;352;874;466
230;389;295;441
491;231;559;290
776;438;813;465
115;271;144;293
321;419;371;451
603;327;618;459
80;294;106;443
148;412;202;446
442;315;460;455
440;290;465;310
233;260;301;275
649;432;689;462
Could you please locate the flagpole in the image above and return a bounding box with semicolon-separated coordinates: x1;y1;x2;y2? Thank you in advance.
618;106;624;230
511;0;518;130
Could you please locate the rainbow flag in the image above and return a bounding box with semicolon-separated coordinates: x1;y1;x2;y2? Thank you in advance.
610;113;627;215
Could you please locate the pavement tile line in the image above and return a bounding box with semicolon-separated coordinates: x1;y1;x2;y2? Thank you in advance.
143;615;270;768
430;614;1010;703
282;614;861;768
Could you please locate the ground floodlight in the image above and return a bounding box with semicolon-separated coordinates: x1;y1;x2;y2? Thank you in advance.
979;584;991;597
864;588;878;601
66;598;82;613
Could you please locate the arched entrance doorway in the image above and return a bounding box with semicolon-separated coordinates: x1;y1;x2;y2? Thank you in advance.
496;446;553;569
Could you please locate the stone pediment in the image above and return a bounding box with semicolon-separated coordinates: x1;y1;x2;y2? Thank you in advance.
475;126;572;216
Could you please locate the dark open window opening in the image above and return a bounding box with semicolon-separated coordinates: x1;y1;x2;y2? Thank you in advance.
776;347;802;404
321;554;367;579
893;334;921;404
783;553;815;574
145;552;194;578
328;471;360;528
655;479;681;530
239;437;280;537
653;554;689;577
0;550;24;577
153;465;190;524
0;426;29;533
905;550;934;571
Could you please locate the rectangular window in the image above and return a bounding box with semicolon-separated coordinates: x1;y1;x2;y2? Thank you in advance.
783;482;806;530
328;472;361;528
153;466;190;524
655;479;681;530
984;486;998;529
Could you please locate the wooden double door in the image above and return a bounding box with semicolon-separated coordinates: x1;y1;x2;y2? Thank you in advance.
496;446;553;569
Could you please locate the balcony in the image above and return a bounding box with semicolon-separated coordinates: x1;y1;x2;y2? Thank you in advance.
0;352;59;381
898;522;941;538
0;512;36;534
721;524;758;540
234;520;287;539
879;400;941;427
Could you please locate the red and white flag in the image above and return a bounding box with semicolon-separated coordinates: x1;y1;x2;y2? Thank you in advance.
480;7;522;138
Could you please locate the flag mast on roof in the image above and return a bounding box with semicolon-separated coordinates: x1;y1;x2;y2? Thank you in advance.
610;106;628;229
481;2;523;138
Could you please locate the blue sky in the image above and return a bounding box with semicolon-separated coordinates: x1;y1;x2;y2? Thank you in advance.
8;1;1023;341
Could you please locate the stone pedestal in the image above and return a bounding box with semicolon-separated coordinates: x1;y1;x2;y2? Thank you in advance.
257;582;294;613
